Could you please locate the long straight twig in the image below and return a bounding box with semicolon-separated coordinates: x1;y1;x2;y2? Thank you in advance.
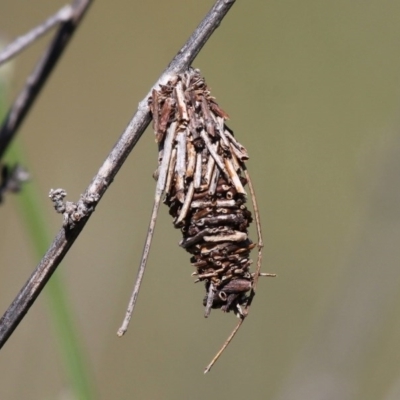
204;318;244;373
116;196;163;336
244;168;264;293
0;0;236;349
117;121;177;336
0;0;93;160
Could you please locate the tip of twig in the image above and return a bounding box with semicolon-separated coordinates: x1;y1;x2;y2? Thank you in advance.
204;318;244;374
117;327;126;337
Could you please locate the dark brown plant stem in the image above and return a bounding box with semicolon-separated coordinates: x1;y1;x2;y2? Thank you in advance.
0;0;93;160
0;0;236;349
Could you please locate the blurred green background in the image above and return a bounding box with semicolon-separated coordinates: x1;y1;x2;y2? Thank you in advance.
2;1;400;399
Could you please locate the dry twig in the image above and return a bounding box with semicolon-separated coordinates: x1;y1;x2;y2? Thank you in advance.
0;5;74;66
0;0;93;160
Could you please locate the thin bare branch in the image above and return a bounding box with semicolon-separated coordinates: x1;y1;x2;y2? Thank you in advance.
204;318;244;373
0;0;93;160
0;5;73;66
244;168;263;293
0;0;236;350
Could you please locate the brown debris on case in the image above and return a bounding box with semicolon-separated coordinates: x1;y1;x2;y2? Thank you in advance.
149;68;256;317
